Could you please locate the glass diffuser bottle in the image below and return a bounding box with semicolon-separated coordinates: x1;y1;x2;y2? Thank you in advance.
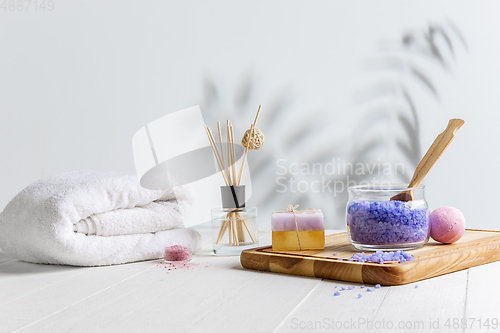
211;185;258;255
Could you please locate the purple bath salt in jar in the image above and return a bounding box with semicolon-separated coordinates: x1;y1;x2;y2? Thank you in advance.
346;184;430;251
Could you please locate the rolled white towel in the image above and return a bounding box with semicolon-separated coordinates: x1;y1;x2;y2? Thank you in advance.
72;201;183;236
0;170;202;266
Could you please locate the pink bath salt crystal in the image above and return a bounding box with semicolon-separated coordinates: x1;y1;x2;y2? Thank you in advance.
271;210;324;231
429;207;466;244
164;245;191;262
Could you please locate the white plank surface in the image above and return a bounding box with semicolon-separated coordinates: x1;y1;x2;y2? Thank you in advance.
0;230;498;333
0;261;89;306
464;261;500;332
372;270;468;333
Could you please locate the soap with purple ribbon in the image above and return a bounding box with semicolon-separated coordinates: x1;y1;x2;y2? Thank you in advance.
271;205;325;251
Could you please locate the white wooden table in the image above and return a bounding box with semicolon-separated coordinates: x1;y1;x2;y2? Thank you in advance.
1;230;499;333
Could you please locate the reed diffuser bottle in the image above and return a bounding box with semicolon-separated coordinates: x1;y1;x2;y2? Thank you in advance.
204;105;264;255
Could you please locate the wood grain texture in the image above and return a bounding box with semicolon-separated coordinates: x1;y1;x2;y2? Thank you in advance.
240;229;500;285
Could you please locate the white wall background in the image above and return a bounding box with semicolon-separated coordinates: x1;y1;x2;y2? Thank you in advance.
1;0;499;230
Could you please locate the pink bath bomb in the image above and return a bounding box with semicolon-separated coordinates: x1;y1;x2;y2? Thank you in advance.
429;207;466;244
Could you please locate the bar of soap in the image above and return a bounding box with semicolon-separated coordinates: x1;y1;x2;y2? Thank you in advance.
272;210;325;251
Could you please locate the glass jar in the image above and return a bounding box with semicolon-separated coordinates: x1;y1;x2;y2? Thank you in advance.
346;184;429;251
211;207;258;255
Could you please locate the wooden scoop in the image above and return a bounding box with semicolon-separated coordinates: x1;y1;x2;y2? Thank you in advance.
390;118;465;202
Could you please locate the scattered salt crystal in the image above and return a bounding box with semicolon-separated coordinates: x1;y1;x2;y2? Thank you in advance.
366;288;373;292
415;285;418;288
337;258;343;261
340;287;345;291
347;286;355;290
334;292;341;296
347;250;414;264
155;261;204;273
360;285;365;289
375;284;381;289
357;294;363;298
333;252;338;255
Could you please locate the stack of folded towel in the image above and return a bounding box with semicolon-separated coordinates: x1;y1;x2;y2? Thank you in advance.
0;171;202;266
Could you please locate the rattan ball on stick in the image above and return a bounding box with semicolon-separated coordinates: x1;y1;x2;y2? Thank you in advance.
241;127;264;150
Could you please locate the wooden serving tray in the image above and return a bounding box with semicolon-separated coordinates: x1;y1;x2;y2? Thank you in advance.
240;229;500;285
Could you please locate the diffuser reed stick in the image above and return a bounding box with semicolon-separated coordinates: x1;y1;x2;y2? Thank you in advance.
226;120;233;186
217;122;226;175
204;126;229;185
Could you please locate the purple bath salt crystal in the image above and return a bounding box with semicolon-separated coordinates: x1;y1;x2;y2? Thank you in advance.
357;294;363;298
347;250;414;264
334;291;341;296
375;284;381;289
340;287;345;291
333;252;338;255
337;258;343;261
347;286;355;290
415;285;419;288
360;285;365;289
366;288;373;292
347;201;429;245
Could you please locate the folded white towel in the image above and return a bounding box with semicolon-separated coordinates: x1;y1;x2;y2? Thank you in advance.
0;170;202;266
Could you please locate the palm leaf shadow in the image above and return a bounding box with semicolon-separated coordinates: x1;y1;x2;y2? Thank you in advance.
346;20;467;224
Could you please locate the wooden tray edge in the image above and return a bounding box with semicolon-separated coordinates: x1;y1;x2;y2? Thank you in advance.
240;229;500;285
